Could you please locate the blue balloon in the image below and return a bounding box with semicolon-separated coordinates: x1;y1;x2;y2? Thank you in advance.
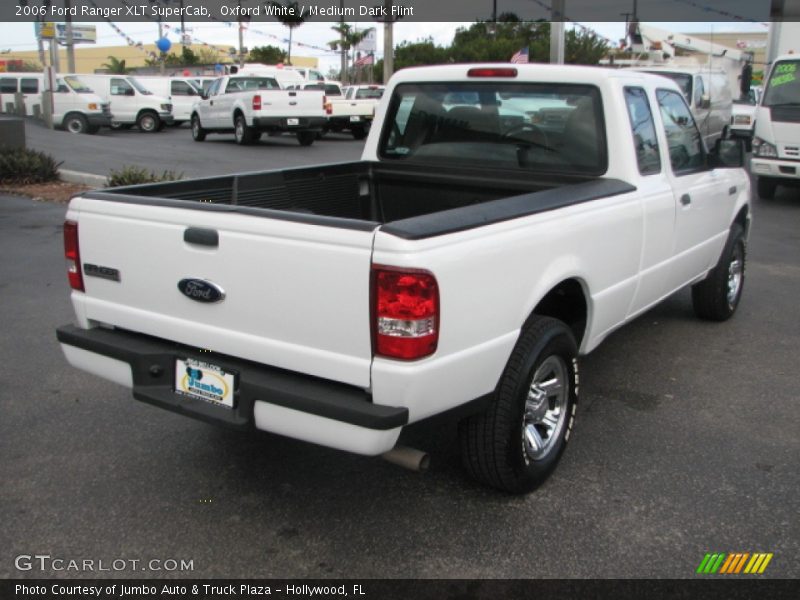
156;37;172;53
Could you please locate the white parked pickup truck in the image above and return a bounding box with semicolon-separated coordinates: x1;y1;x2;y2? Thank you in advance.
57;64;750;493
293;81;377;140
190;75;327;146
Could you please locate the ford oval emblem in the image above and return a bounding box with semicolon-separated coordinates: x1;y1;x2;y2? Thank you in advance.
177;278;226;303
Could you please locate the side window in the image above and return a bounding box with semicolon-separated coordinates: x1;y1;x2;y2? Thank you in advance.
111;78;134;96
20;78;39;94
171;81;195;96
0;78;18;93
694;75;705;107
207;79;221;97
624;87;661;175
656;89;706;174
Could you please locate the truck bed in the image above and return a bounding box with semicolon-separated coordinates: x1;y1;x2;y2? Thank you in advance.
82;162;634;240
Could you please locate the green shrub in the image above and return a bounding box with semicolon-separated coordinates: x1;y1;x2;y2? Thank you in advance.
107;166;183;188
0;148;62;184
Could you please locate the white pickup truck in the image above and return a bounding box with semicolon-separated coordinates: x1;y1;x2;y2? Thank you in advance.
190;75;327;146
295;81;377;139
57;65;750;493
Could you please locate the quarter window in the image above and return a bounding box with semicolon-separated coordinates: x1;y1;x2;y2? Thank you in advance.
625;87;661;175
656;89;706;174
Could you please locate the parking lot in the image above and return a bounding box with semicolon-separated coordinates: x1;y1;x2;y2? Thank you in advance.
1;121;798;579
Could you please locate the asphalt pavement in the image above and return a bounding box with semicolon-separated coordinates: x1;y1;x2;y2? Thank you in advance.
0;127;798;580
22;119;364;179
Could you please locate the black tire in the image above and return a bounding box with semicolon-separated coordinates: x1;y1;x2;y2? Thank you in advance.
692;223;746;321
191;115;206;141
86;125;100;134
351;127;368;140
757;176;777;199
234;114;255;145
137;111;159;133
297;131;316;146
64;113;88;134
459;316;579;494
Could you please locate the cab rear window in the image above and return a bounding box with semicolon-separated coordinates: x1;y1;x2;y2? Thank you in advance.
379;82;607;175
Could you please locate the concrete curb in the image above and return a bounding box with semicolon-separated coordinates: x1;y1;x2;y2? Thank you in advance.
60;169;108;188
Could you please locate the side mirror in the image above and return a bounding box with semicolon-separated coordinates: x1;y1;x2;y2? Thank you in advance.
711;138;745;168
700;94;711;109
200;94;208;100
126;88;135;96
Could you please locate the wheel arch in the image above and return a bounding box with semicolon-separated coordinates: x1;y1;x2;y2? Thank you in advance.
524;277;591;350
136;108;158;121
733;203;750;238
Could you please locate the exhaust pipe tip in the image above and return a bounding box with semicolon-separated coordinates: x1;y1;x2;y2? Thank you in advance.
381;445;430;473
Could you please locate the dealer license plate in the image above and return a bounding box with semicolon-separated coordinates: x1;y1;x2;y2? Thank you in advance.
287;118;299;126
175;358;235;408
350;116;361;122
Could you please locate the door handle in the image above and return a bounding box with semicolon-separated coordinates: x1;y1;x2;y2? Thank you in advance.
184;227;219;247
680;194;691;206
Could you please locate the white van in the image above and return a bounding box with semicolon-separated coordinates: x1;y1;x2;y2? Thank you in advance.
0;72;112;134
74;74;174;132
751;53;800;198
284;66;326;82
134;76;202;125
633;66;733;147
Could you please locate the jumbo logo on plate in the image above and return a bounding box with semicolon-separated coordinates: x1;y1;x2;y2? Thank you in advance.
177;278;225;303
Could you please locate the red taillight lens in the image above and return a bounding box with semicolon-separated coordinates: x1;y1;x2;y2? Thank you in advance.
63;220;84;292
324;95;332;115
372;266;439;360
252;94;261;110
467;67;518;78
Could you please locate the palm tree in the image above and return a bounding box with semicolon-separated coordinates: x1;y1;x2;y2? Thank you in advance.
268;2;306;65
102;56;131;74
328;24;373;83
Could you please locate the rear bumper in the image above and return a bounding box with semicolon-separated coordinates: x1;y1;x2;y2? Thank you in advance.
252;116;327;132
328;115;373;128
56;324;406;455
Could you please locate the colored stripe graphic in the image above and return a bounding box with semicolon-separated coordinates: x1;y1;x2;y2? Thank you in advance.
698;552;774;575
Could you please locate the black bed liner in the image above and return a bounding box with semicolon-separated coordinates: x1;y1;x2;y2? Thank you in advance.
82;161;635;240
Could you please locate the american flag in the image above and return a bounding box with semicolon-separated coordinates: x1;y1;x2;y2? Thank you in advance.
510;47;529;64
355;54;375;67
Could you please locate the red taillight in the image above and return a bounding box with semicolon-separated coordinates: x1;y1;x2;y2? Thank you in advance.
467;67;518;78
324;95;332;115
63;220;84;292
372;266;439;360
252;94;261;110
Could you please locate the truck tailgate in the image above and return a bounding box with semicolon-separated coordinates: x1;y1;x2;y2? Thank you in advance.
262;90;324;116
67;197;376;388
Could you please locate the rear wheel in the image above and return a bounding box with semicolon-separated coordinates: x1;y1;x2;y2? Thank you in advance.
64;113;88;134
191;115;206;141
757;176;777;199
692;223;746;321
351;126;368;140
234;115;256;145
297;131;316;146
137;111;159;133
459;316;578;493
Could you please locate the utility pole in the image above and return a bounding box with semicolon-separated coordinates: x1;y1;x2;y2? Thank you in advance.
550;0;565;64
339;0;346;82
238;0;245;67
64;0;76;73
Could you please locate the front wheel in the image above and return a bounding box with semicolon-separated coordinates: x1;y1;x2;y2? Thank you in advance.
757;176;777;199
191;115;206;141
692;223;746;321
137;112;159;133
459;316;578;493
64;113;88;134
296;131;316;146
